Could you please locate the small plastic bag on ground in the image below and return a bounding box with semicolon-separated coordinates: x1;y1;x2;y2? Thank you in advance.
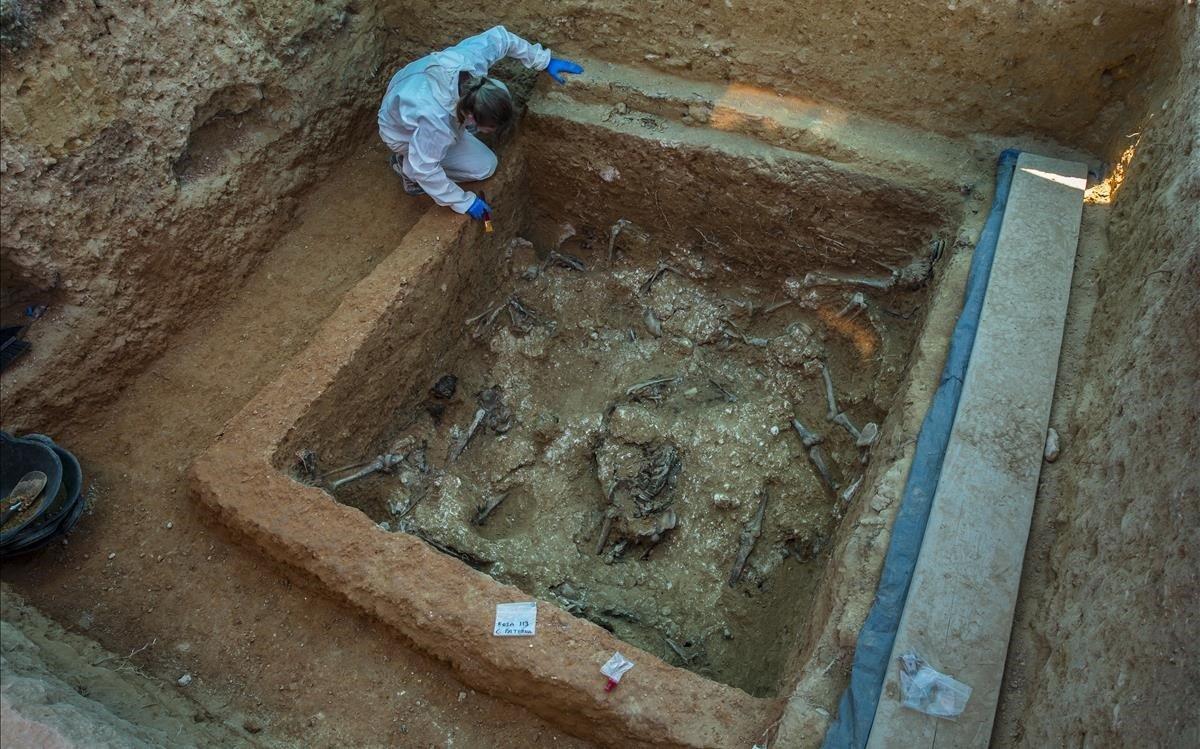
897;651;971;719
601;652;634;682
600;652;635;691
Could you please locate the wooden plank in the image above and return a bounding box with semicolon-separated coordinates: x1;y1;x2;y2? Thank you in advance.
866;153;1087;749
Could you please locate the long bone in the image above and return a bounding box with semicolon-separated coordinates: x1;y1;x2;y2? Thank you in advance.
818;360;880;449
818;360;839;421
837;292;868;319
790;418;841;494
802;270;893;290
330;453;405;490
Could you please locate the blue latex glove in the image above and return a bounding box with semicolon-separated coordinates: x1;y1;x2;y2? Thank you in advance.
466;196;492;221
545;57;583;84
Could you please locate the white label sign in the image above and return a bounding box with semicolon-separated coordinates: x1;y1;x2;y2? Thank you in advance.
493;601;537;637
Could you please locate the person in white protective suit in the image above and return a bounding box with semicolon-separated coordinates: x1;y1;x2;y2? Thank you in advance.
377;26;583;221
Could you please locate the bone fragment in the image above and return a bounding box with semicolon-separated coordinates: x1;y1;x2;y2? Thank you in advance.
543;249;587;272
471;491;510;526
639;261;683;294
790;418;823;448
791;418;841;494
607;219;632;264
840;475;863;504
449;408;489;461
330;453;405;490
665;637;690;663
805;444;841;495
595;509;617;555
554;222;577;251
643;307;663;337
803;270;893;290
818;361;839;421
855;422;879;448
625;374;679;404
837;292;868;319
728;489;768;587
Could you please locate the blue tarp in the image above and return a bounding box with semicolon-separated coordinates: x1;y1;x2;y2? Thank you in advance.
820;149;1022;749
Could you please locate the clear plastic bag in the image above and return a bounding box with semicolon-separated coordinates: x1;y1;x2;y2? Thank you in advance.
897;651;972;719
601;652;634;692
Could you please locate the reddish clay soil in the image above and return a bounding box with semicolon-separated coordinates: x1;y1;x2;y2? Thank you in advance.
0;139;593;749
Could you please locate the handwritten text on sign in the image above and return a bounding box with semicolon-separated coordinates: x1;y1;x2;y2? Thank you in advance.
493;601;537;636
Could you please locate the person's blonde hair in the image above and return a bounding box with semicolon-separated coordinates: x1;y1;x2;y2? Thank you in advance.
456;75;515;135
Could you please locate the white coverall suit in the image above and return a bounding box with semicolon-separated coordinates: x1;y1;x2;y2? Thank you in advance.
377;26;553;213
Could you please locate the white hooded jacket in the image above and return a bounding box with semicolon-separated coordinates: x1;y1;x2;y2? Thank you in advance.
377;26;552;213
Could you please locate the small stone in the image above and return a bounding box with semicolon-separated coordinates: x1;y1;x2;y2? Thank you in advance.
107;552;116;560
243;718;263;734
1044;428;1061;462
614;102;628;115
712;492;739;510
458;691;467;702
687;103;710;124
599;165;620;182
769;425;781;436
165;521;173;530
681;114;695;125
177;673;193;687
722;627;733;640
669;336;694;353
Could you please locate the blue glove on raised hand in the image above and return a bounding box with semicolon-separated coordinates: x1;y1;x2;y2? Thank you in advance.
545;57;583;84
466;196;492;221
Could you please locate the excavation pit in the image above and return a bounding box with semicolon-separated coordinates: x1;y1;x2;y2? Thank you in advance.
325;232;930;696
192;104;971;746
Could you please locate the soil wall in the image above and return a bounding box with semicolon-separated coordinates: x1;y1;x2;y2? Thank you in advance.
996;9;1199;747
381;0;1172;154
0;0;395;429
